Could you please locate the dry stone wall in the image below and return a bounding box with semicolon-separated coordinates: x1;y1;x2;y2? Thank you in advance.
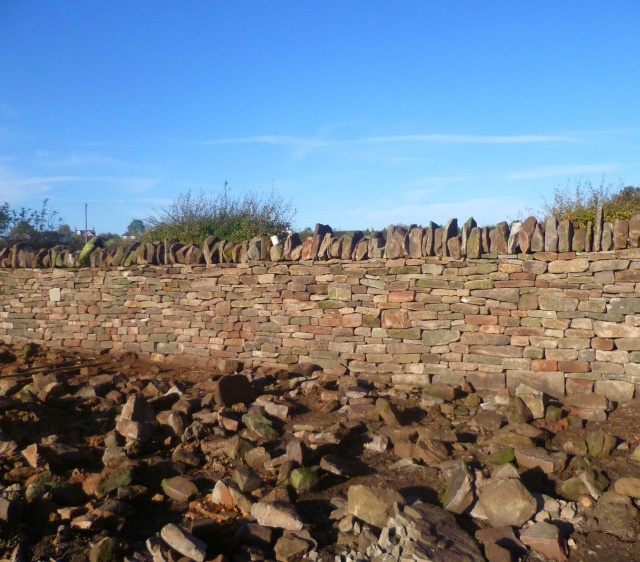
2;248;640;402
2;211;640;270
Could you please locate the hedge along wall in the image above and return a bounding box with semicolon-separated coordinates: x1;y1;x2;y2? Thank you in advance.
1;249;640;402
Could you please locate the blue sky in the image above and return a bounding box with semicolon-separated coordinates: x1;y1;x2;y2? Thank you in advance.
1;1;639;235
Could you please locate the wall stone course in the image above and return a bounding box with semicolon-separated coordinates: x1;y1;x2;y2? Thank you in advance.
1;251;639;399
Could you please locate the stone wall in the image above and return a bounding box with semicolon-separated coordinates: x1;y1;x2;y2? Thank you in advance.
1;249;640;401
2;212;640;270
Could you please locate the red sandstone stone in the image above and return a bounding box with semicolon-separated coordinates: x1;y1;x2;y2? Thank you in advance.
532;359;558;372
592;337;615;351
558;361;590;373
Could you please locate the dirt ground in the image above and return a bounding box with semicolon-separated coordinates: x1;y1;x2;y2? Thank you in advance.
1;343;640;561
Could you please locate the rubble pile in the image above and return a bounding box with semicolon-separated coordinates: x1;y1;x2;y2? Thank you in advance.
1;342;640;561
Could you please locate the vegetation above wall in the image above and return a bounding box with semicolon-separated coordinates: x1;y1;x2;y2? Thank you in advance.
140;185;296;245
1;182;639;268
532;181;640;228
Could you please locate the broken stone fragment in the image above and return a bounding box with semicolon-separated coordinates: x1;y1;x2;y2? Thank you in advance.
565;393;612;421
233;466;262;493
589;491;640;541
397;501;486;561
160;523;207;562
586;428;617;457
559;468;609;501
250;501;304;531
115;419;157;441
478;478;537;527
89;536;120;562
441;459;474;514
375;397;401;426
242;407;280;441
289;467;319;494
120;394;155;422
347;484;404;528
161;475;198;502
274;530;315;562
483;446;516;466
613;477;640;499
475;525;527;562
412;437;449;465
95;461;139;497
515;384;545;419
514;446;566;474
210;479;236;509
519;521;568;561
319;454;357;477
508;397;533;424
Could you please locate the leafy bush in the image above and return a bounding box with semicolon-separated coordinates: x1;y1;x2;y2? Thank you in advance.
537;180;640;227
142;185;295;244
0;199;64;249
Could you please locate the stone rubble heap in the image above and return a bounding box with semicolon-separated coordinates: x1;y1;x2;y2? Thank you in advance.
1;342;640;561
3;211;640;268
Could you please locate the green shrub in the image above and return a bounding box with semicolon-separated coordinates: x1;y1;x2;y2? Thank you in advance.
141;185;295;245
537;180;640;228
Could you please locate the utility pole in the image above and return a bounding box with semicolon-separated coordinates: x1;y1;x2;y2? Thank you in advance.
84;203;88;243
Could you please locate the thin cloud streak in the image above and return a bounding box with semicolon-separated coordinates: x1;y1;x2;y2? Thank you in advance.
506;163;620;180
355;134;572;145
198;132;573;148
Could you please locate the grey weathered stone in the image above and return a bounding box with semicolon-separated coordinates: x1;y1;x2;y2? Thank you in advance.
519;216;537;254
589;491;640;541
531;223;545;252
347;484;404;528
601;222;614;251
310;224;333;260
441;460;474;514
520;521;567;561
407;227;425;258
461;217;477;257
161;476;198;502
384;225;408;259
593;205;604;251
629;213;640;248
466;227;482;259
545;216;559;252
478;478;536;527
489;222;509;254
251;501;304;531
422;222;437;256
442;218;458;257
160;523;207;562
558;220;573;252
572;226;586;252
614;218;629;250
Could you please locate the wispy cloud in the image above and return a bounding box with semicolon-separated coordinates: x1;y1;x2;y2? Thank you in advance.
198;132;572;148
0;165;157;203
200;135;330;148
0;165;51;202
354;134;572;145
505;163;620;180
